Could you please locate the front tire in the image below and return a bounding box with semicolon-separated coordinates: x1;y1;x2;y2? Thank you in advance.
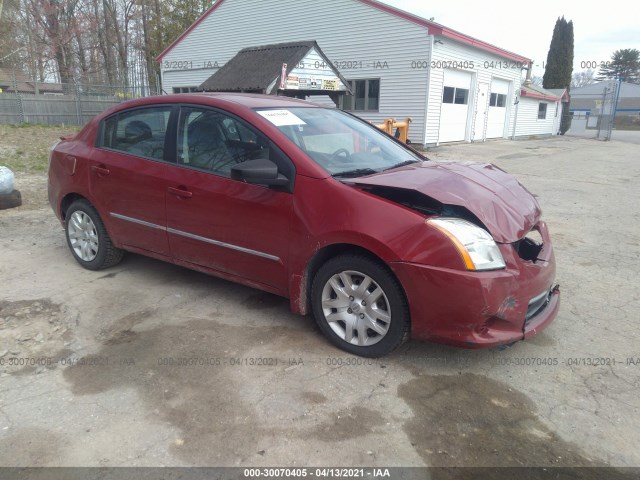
65;200;123;270
311;254;410;357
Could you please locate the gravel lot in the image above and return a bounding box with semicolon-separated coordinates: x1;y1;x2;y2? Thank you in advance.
1;131;639;471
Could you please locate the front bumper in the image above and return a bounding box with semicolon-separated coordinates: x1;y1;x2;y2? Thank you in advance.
391;222;560;348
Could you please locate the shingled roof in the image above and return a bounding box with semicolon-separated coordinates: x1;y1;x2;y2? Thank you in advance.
520;83;563;102
199;40;350;94
0;67;65;94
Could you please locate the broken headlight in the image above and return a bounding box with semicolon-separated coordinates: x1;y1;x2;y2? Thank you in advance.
427;217;506;271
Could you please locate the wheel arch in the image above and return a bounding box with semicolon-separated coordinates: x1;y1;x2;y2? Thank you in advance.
291;243;409;318
59;193;120;249
60;192;90;220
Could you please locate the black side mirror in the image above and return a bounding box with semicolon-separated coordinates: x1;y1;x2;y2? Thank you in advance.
231;159;289;187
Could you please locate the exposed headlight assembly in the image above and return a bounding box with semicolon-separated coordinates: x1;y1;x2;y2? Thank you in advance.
427;217;506;271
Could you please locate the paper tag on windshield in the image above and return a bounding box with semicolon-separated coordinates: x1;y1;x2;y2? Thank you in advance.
257;109;306;127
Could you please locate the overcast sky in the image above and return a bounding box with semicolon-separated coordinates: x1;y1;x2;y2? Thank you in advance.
380;0;639;78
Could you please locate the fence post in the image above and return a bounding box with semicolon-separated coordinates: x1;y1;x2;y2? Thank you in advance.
609;77;622;139
74;81;82;125
11;68;24;124
596;87;608;140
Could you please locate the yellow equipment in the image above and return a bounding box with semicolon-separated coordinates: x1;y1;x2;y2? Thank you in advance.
373;117;412;144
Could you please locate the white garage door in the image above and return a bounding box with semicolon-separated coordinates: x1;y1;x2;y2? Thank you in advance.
486;78;510;138
439;70;472;142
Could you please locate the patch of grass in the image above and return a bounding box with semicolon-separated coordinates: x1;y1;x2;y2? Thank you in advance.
0;124;81;173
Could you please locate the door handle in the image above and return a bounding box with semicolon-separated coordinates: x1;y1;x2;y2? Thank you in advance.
168;186;193;198
92;165;110;176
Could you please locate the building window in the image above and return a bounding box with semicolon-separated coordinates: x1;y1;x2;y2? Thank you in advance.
555;103;559;117
490;93;506;107
443;86;454;103
538;103;548;119
173;86;199;93
442;86;469;105
340;79;380;111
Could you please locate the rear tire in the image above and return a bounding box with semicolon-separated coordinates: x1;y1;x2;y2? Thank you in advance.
65;199;123;270
311;254;410;357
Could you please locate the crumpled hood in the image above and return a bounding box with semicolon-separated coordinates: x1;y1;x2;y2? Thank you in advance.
353;161;541;243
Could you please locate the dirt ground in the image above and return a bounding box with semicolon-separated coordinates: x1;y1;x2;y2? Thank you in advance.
1;129;639;471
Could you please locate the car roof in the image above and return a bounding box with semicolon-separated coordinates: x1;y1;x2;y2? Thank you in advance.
116;92;323;111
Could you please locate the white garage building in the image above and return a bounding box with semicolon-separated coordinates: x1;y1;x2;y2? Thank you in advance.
158;0;554;145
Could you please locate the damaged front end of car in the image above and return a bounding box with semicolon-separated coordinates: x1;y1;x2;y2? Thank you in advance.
347;160;560;347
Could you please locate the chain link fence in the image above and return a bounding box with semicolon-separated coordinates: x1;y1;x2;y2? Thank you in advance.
567;80;622;141
0;80;158;125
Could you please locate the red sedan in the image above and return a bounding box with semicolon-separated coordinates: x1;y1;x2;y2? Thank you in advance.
48;93;559;357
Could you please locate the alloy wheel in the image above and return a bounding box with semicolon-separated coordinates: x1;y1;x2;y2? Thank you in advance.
321;270;391;346
67;211;99;262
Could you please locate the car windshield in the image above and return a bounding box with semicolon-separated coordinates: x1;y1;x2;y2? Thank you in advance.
255;107;422;177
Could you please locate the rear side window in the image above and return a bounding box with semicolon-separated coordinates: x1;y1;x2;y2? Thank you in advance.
101;107;172;161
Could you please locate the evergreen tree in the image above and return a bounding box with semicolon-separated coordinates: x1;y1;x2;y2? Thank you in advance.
543;17;574;134
597;49;640;84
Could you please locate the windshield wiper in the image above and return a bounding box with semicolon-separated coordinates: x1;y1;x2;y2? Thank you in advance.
383;160;421;172
332;168;379;178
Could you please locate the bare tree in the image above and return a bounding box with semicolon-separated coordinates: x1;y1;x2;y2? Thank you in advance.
26;0;80;87
139;0;161;91
2;0;211;91
571;69;595;88
103;0;138;87
0;0;20;62
530;75;544;86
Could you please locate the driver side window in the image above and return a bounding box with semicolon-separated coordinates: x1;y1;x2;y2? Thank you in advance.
177;107;269;177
